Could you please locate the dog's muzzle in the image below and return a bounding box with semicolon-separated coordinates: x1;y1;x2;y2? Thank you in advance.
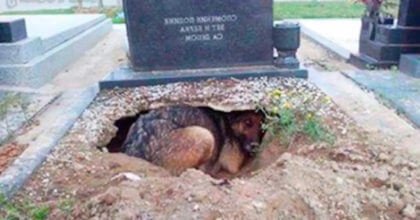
245;142;260;154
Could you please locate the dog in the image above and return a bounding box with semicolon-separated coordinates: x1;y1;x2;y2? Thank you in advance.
121;105;264;176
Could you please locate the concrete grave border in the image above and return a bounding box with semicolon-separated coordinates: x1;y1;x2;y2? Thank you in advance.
0;16;112;88
0;86;99;198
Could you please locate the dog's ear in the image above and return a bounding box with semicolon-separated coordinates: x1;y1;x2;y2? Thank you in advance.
225;113;237;124
227;111;264;122
225;112;246;126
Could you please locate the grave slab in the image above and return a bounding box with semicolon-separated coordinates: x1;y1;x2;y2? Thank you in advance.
100;66;308;90
343;70;420;128
400;54;420;78
376;25;420;44
0;14;108;65
359;40;420;62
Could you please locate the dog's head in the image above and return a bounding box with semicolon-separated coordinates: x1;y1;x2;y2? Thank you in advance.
228;111;265;155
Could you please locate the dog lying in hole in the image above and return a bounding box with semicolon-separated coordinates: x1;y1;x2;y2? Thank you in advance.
121;105;265;176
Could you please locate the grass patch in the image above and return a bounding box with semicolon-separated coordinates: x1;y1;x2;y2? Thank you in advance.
0;2;380;23
1;8;75;15
112;16;125;24
0;7;126;24
0;194;50;220
273;1;365;19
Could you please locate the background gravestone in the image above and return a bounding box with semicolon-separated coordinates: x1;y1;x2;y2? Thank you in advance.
398;0;420;27
124;0;273;71
0;15;112;88
0;18;27;43
352;0;420;68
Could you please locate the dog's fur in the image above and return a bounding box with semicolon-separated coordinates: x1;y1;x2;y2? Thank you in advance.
121;105;264;176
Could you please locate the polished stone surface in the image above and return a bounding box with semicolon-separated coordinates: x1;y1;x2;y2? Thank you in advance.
99;65;308;90
123;0;273;71
0;18;27;43
398;0;420;27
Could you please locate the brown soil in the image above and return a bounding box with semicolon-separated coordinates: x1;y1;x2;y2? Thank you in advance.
0;142;26;175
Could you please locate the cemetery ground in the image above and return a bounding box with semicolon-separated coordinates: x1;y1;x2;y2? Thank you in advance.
0;25;418;219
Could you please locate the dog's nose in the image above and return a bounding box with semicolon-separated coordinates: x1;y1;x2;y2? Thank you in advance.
246;142;260;152
250;142;259;147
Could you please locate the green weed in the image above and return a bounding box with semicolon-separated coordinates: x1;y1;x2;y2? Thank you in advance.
0;193;50;220
261;89;335;146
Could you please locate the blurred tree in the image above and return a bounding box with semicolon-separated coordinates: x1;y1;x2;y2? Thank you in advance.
356;0;398;18
98;0;104;9
359;0;384;17
77;0;83;9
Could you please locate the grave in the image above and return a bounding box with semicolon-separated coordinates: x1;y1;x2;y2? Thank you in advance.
350;0;420;68
100;0;307;89
0;15;112;88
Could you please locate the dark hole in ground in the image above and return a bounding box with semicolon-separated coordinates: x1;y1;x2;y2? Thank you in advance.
105;107;266;153
106;115;137;153
105;111;148;153
104;106;269;178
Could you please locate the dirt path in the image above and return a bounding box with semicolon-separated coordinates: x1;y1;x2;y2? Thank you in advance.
298;36;356;72
40;26;128;94
298;36;420;156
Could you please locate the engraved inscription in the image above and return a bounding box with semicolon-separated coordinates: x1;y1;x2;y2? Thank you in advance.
164;14;238;42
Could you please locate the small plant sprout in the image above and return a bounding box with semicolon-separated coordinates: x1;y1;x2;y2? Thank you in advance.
0;93;33;143
15;94;32;122
261;88;335;146
0;93;20;136
0;193;50;220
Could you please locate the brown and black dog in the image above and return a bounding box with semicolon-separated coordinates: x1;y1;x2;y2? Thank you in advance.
121;105;264;176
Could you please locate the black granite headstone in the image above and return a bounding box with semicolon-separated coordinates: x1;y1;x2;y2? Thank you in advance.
123;0;273;71
352;0;420;68
100;0;307;89
398;0;420;27
0;18;27;43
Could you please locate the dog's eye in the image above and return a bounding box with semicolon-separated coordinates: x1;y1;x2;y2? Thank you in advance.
244;119;253;127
